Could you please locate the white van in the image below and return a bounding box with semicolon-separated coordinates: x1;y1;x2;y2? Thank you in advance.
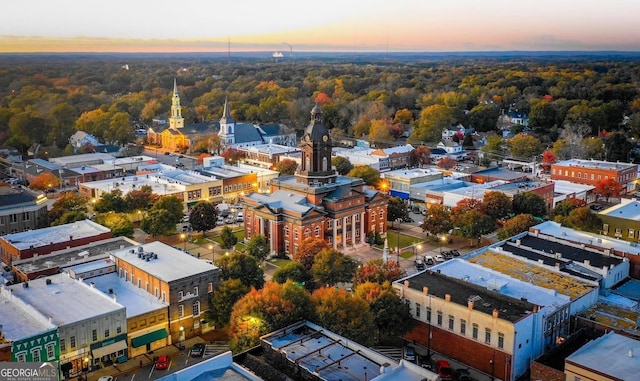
236;212;244;222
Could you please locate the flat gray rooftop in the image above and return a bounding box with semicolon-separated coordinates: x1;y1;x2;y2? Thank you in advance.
566;332;640;380
2;219;110;250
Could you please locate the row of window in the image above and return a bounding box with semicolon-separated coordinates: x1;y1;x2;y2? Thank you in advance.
603;224;640;239
0;212;31;224
177;301;200;318
224;182;252;193
416;305;505;349
553;169;633;183
14;343;56;362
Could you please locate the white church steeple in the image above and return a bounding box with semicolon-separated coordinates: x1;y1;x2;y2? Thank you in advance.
169;78;184;130
218;97;235;146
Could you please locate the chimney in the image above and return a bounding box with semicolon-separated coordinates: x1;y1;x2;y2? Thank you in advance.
69;235;73;241
445;294;451;302
584;260;590;267
628;349;633;358
404;280;409;288
422;287;429;295
468;300;474;310
515;239;521;246
493;309;499;318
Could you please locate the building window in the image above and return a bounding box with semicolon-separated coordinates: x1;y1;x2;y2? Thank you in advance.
208;282;213;293
448;315;454;330
577;173;581;179
70;336;76;349
194;287;198;296
92;329;97;342
426;307;431;323
415;303;421;318
315;226;321;237
379;222;384;234
615;228;622;237
178;304;184;318
162;291;167;302
146;282;149;293
193;301;200;316
284;225;289;236
472;324;478;340
294;230;299;240
436;311;443;326
10;214;17;223
629;229;635;238
31;348;41;362
104;329;110;338
603;224;609;233
498;333;504;349
60;339;66;352
591;174;594;180
155;287;159;298
355;214;360;222
485;328;491;344
117;326;122;334
138;279;141;288
379;210;384;219
16;352;26;362
460;319;466;335
304;229;311;238
46;344;55;360
179;291;184;299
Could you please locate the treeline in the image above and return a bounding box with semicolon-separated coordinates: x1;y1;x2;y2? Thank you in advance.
0;54;639;155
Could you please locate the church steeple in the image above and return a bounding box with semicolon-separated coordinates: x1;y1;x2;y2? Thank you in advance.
296;104;336;186
169;78;184;130
218;97;235;146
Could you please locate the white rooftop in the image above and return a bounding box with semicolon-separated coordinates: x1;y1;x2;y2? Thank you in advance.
1;219;110;250
445;180;507;198
50;153;114;167
566;332;640;380
245;190;312;214
555;158;637;171
533;220;640;256
383;167;441;179
85;273;168;318
600;198;640;220
111;241;216;282
551;180;594;195
113;156;156;166
0;287;56;340
241;143;300;155
433;258;570;308
7;273;125;326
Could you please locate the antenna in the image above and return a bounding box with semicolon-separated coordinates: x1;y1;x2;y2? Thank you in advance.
282;42;293;57
227;37;231;64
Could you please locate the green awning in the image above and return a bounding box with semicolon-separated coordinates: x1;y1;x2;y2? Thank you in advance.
131;328;168;348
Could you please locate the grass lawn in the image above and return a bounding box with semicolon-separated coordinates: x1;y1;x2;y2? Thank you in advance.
269;258;292;268
211;231;245;250
374;231;424;250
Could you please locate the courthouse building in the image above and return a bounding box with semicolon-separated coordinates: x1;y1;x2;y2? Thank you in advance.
243;105;388;256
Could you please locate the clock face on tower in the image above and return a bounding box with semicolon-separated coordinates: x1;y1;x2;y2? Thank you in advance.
322;134;329;142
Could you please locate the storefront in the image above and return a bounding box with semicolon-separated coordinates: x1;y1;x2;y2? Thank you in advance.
90;334;128;367
130;328;169;357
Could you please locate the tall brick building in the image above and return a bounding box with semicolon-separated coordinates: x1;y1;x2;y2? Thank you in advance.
551;159;638;193
243;105;388;256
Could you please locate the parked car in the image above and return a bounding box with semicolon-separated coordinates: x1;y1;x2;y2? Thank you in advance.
442;251;453;259
451;249;460;257
435;360;453;380
190;343;205;357
435;254;445;262
424;255;435;266
216;217;224;226
236;212;244;222
182;215;190;222
414;259;426;271
225;217;235;224
453;368;474;381
403;347;416;362
97;377;113;381
155;355;170;370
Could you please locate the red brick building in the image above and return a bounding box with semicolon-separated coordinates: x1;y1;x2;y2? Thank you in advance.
551;159;638;193
243;106;388;256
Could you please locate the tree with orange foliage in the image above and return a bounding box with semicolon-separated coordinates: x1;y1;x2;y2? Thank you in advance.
293;237;330;270
411;146;431;167
315;92;331;106
220;148;244;164
354;259;404;285
437;157;457;169
594;177;624;202
274;158;298;176
311;287;375;345
29;172;60;191
541;149;557;173
451;198;483;218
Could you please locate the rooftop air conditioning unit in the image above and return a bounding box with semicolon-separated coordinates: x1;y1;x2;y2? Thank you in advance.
138;247;144;253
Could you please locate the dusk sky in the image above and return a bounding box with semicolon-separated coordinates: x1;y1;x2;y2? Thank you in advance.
3;0;640;52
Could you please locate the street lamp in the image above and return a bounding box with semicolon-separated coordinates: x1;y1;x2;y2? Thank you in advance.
83;357;89;381
440;235;447;255
137;210;142;223
208;244;214;264
415;243;422;261
180;233;186;251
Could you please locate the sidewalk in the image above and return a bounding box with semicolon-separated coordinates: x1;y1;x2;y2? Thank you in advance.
87;336;206;381
409;341;494;381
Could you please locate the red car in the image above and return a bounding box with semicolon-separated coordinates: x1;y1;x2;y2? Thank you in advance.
436;360;453;381
155;355;170;370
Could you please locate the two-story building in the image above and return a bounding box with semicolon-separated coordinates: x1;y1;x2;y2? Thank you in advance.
551;159;638;194
0;184;48;235
382;167;443;201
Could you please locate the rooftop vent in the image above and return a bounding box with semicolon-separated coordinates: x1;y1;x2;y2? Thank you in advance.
45;279;52;285
138;247;144;253
23;282;29;288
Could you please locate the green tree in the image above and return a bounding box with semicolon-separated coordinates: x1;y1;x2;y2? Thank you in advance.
468;103;500;132
152;196;184;226
497;214;536;240
217;253;265;289
421;204;453;237
370;290;413;339
482;191;513;220
140;209;175;237
189;202;217;236
564;207;603;233
332;156;353;175
272;262;312;285
53;210;87;226
513;193;547;217
452;210;495;246
604;132;632;162
387;197;408;228
208;279;250;327
311;287;375;346
293;237;329;270
529;99;558;132
581;137;604;160
245;235;270;262
311;249;357;286
553;199;587;218
481;134;504;165
95;213;134;238
48;192;88;225
125;186;157;212
274;159;298;176
508;133;541;159
94;190;127;213
219;226;238;249
409;104;456;143
347;166;380;187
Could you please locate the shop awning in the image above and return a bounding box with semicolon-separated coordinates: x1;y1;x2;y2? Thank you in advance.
92;340;127;358
390;190;410;200
131;328;169;348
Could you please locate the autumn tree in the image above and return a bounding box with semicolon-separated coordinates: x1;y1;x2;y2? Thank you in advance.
311;249;357;286
497;214;536;240
217;252;265;290
564;207;603;233
125;186;157;212
48;192;88;225
293;237;329;270
553;199;587;218
220;148;244;164
245;235;270;262
272;262;312;285
452;210;495;246
368;118;393;143
581;137;604;160
332;156;353;175
411;146;431;167
594;178;624;202
354;259;404;285
513;193;547;218
274;158;298;176
347;166;380;187
393;108;413;124
421;204;453;237
311;287;375;346
540;150;557;173
436;157;457;169
189;201;217;236
409;104;456;143
208;279;250;327
29;173;60;191
508;133;542;159
482;191;513;220
451;198;483;218
387;197;408;228
230;281;314;351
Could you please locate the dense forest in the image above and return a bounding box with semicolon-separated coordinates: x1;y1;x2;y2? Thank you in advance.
1;53;639;161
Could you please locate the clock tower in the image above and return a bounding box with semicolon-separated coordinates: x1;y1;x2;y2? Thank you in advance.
297;104;336;186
